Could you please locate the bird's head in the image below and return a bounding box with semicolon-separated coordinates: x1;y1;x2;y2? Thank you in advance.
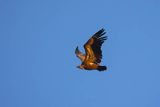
77;65;84;69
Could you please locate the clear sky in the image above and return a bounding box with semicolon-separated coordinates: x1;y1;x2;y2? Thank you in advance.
1;0;160;107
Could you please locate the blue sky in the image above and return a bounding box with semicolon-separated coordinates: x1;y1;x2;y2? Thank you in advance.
1;0;160;107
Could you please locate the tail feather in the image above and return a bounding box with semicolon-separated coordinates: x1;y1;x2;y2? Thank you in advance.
97;66;107;71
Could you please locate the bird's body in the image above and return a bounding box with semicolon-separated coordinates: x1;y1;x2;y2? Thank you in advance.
75;28;107;71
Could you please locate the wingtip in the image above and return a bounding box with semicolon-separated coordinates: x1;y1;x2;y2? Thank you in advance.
76;46;78;50
75;46;79;54
101;28;105;31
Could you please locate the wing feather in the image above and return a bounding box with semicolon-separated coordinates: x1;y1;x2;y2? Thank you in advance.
91;28;107;63
83;28;107;63
75;46;85;61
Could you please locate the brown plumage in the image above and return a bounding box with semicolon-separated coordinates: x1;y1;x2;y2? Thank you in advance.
75;28;107;71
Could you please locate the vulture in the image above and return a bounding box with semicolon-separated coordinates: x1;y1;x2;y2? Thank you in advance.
75;28;107;71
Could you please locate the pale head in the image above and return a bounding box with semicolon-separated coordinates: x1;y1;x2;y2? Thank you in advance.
77;65;84;69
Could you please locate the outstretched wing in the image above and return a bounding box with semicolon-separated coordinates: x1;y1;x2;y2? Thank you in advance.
75;46;85;62
84;28;107;63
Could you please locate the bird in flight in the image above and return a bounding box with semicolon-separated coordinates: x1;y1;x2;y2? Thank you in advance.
75;28;107;71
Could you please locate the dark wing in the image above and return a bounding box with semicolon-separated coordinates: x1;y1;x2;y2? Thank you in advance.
84;28;107;63
75;46;85;62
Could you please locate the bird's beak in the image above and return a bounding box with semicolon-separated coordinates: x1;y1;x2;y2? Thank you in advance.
77;66;81;69
77;65;84;69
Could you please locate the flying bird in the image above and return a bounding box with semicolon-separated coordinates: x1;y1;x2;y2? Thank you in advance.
75;28;107;71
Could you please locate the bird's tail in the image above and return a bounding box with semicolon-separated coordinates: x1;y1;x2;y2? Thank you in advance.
97;66;107;71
